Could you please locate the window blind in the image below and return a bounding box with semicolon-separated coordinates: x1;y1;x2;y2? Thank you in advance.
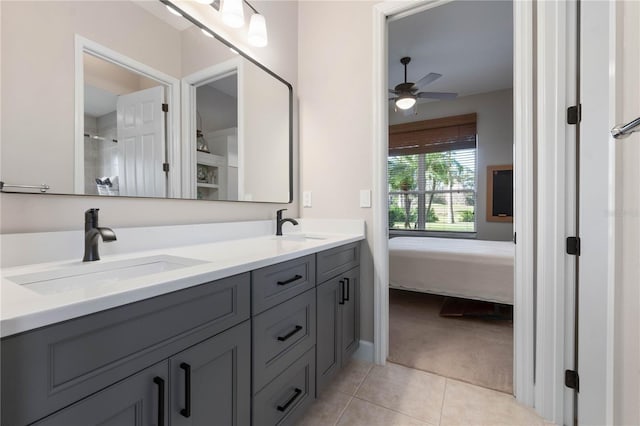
389;113;477;156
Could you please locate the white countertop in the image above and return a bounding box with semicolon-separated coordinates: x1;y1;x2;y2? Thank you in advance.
0;219;364;338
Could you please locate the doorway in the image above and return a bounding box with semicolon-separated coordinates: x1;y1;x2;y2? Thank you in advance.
371;0;536;411
385;0;515;395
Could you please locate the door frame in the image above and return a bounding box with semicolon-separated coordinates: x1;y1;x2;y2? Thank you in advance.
371;0;536;408
180;57;244;200
74;35;181;198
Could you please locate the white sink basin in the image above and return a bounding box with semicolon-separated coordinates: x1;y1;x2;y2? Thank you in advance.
270;234;328;242
5;255;206;295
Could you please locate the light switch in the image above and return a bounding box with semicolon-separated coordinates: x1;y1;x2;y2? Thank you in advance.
303;191;312;207
359;189;371;208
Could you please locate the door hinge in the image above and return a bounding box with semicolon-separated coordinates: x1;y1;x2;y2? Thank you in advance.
566;236;581;255
163;163;170;173
162;103;168;113
513;232;517;244
567;105;581;125
565;369;579;391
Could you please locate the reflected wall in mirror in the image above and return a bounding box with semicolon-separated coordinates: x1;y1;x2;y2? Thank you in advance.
0;0;292;203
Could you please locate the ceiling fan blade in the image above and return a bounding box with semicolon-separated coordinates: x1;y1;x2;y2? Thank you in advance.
417;91;458;100
414;72;442;89
389;89;398;95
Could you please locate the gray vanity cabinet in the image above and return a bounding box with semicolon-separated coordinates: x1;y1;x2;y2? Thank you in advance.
1;273;250;426
315;242;361;396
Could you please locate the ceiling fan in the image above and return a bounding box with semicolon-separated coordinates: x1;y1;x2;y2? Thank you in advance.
389;56;458;111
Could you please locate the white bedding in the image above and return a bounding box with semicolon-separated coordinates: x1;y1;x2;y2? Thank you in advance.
389;237;514;304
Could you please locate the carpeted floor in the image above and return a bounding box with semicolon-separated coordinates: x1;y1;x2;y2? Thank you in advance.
388;289;514;394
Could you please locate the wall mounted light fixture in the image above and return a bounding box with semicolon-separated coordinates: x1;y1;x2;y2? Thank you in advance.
211;0;268;47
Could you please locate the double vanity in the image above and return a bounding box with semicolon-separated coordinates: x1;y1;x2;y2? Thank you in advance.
0;219;364;425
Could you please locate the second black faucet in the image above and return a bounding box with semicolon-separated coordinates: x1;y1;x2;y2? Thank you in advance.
276;209;299;236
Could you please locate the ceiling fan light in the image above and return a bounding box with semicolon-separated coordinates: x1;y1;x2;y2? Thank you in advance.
248;13;268;47
221;0;245;28
395;95;416;110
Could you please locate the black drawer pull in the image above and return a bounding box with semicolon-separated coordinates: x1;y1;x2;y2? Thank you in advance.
277;325;303;341
180;363;191;418
344;277;350;301
277;274;303;286
153;376;165;426
276;388;302;412
339;280;345;305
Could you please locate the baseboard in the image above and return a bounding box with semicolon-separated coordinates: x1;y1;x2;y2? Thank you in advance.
352;340;374;363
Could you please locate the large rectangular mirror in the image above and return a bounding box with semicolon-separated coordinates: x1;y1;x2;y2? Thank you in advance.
0;0;292;203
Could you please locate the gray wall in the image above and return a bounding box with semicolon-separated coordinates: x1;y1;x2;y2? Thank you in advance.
390;89;514;241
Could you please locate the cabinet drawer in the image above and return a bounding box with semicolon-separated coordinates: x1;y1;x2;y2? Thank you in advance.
253;348;316;426
316;242;360;283
1;273;250;426
253;289;316;393
252;255;315;314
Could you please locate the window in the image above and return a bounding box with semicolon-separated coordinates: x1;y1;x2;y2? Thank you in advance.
388;114;477;233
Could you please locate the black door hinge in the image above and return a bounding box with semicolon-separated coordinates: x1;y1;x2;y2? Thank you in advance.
162;103;169;113
566;236;580;255
513;232;517;244
163;163;170;173
565;369;579;391
567;105;581;124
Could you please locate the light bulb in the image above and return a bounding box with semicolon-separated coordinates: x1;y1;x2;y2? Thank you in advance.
248;13;268;47
221;0;244;28
395;95;416;110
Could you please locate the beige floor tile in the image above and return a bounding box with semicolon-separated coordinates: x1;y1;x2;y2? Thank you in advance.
441;379;546;426
336;397;431;426
297;390;352;426
355;362;446;425
323;358;374;396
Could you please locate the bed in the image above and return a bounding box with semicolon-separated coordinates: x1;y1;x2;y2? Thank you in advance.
389;237;514;305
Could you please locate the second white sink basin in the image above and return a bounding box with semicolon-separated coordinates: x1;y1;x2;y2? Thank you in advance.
6;255;206;295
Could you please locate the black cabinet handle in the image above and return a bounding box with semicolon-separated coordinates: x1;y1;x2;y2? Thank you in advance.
153;376;165;426
277;325;303;342
344;277;350;301
180;363;191;418
277;274;303;286
276;388;302;412
339;280;345;305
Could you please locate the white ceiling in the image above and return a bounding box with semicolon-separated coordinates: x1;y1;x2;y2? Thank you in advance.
388;0;513;101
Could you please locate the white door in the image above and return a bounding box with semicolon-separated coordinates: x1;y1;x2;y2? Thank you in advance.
117;86;166;197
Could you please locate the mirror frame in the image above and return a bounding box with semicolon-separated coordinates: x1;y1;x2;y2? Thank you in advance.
1;0;294;204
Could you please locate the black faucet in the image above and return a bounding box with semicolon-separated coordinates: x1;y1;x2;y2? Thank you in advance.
276;209;299;236
83;208;117;262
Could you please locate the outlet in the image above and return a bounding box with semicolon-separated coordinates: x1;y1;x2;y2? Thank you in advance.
303;191;312;207
359;189;371;208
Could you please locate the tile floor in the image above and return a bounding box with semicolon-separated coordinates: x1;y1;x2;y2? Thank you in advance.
297;360;548;426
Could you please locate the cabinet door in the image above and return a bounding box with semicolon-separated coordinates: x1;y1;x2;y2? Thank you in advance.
170;321;250;426
34;361;168;426
340;267;360;362
316;277;341;396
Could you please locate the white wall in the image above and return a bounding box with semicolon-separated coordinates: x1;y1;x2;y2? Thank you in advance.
0;0;299;233
298;1;375;342
389;89;514;241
